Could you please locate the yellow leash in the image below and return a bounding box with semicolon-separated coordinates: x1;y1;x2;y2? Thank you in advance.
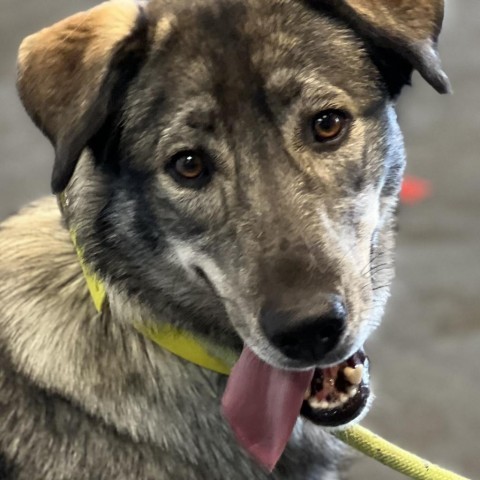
65;202;471;480
334;426;470;480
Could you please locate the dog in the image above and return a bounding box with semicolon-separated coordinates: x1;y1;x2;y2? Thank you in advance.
0;0;449;478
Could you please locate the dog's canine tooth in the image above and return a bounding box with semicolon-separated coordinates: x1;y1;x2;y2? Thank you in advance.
339;394;349;404
343;365;363;385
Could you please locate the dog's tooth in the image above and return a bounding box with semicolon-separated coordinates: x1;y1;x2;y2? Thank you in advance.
339;393;349;404
327;401;340;410
347;386;358;398
309;397;330;410
309;398;329;409
343;365;363;385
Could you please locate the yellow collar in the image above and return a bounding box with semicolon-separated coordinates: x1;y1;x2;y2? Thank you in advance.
68;222;236;375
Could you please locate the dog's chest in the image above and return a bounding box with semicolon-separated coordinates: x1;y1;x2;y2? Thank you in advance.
107;361;347;479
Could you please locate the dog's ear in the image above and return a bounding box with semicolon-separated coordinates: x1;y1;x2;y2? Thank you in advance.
324;0;451;95
17;0;151;193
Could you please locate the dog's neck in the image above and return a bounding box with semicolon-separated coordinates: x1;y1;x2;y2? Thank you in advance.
0;198;234;451
62;198;238;376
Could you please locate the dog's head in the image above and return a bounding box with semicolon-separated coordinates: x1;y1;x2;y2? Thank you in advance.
17;0;448;426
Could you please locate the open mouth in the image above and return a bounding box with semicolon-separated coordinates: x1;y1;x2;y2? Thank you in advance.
301;350;370;427
222;346;370;470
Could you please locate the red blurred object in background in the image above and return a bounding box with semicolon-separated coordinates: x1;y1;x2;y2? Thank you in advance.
400;176;432;205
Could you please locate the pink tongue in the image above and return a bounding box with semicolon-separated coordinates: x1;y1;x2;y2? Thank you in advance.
221;347;314;472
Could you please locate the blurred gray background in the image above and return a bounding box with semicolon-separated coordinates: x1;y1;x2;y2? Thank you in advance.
0;1;478;478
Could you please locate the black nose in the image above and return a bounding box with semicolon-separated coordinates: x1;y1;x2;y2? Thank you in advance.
260;296;346;364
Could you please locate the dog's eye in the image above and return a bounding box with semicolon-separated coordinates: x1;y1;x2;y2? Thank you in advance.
167;151;212;188
312;110;349;143
174;154;205;178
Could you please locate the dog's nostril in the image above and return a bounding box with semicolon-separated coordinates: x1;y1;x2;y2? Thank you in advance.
260;296;347;364
314;316;345;349
275;316;345;362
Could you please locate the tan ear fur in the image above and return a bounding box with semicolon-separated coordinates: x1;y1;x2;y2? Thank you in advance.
326;0;451;94
343;1;444;42
17;0;143;193
18;0;140;144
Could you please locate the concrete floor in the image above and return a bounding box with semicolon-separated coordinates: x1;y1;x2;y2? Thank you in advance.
0;1;478;479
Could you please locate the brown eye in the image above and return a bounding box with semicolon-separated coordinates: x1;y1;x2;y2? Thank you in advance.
174;154;205;179
167;151;213;188
312;110;349;143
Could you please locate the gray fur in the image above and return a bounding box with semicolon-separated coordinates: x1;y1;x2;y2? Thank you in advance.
1;0;447;478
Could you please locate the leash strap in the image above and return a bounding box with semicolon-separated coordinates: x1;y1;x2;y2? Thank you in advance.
335;425;471;480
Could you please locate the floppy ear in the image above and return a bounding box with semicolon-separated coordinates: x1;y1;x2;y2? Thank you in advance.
324;0;451;95
17;0;150;193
